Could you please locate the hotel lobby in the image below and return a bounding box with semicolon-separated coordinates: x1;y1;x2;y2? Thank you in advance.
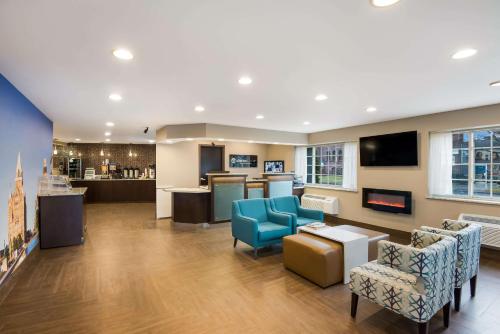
1;1;500;333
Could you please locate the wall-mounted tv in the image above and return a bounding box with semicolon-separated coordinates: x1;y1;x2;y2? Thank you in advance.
360;131;418;166
264;160;284;173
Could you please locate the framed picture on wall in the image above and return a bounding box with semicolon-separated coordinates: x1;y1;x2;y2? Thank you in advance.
264;160;284;173
229;154;258;168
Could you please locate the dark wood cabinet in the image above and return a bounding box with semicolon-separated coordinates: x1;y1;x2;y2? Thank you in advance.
38;190;86;249
70;180;156;203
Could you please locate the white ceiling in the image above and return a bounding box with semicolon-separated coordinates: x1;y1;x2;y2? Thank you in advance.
1;0;499;143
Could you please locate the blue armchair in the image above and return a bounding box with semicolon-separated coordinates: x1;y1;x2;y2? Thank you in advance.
269;196;324;233
232;198;293;258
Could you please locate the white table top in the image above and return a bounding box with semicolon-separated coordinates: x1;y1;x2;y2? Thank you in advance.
298;226;368;243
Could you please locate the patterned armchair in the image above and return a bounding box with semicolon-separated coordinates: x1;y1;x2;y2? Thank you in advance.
350;230;457;334
420;219;481;311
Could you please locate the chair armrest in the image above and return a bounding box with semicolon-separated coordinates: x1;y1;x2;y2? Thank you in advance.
297;206;324;221
267;210;292;227
232;215;259;244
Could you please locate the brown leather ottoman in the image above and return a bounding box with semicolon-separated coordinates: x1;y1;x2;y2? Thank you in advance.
283;233;343;288
335;225;389;261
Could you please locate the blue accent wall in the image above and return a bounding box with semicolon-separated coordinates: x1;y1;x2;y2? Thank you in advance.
0;73;53;282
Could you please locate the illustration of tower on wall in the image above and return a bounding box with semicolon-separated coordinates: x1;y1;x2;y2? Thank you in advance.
8;153;26;258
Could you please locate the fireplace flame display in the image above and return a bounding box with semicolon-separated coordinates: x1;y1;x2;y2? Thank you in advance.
367;194;405;208
362;188;412;215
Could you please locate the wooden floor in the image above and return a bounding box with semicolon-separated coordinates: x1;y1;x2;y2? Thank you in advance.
0;203;499;334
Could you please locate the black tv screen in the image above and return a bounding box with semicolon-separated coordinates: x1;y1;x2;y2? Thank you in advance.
360;131;418;166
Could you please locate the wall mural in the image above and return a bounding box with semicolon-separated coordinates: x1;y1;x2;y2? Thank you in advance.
0;74;53;286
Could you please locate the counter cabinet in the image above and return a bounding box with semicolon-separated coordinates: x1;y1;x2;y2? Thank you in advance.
71;179;156;203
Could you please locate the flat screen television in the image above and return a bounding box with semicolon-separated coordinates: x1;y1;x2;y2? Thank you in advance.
264;160;284;173
360;131;418;166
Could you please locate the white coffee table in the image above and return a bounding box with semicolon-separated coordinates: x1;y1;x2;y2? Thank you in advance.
298;225;368;284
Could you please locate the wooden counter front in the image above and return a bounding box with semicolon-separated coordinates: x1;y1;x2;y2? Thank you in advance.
172;191;211;224
70;179;156;203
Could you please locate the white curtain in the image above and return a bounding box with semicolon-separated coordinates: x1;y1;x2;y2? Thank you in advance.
294;146;307;182
428;132;453;196
342;142;357;190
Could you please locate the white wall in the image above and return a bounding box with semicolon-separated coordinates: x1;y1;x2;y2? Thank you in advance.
156;140;284;188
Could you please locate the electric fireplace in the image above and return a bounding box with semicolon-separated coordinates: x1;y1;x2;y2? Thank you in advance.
362;188;412;215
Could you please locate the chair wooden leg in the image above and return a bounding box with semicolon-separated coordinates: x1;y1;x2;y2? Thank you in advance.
443;301;451;328
233;238;238;248
350;293;359;318
470;275;477;298
253;248;258;259
454;287;462;312
418;321;429;334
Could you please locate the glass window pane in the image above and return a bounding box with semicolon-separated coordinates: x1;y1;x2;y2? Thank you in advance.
474;130;491;148
336;145;343;156
307;165;312;174
320;166;328;174
475;149;491;163
307;157;312;165
493;181;500;198
336;175;343;186
321;156;329;165
493;131;500;147
473;181;491;197
453;132;469;149
315;157;322;165
315;147;321;156
327;166;335;175
493;149;500;163
452;165;468;179
327;155;335;164
307;147;313;156
452;180;469;196
337;155;344;165
315;175;322;184
315;165;321;174
453;149;468;164
474;164;491;180
306;175;312;183
493;165;500;180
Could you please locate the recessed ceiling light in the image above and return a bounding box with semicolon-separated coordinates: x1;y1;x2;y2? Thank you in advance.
113;48;134;60
194;105;205;112
106;122;115;127
273;142;279;145
366;106;377;112
371;0;401;7
75;138;81;141
452;48;477;60
256;114;264;120
166;140;174;144
104;132;111;136
303;121;311;125
248;140;254;143
109;93;122;101
186;138;194;141
490;81;500;87
105;138;111;142
315;94;328;101
218;138;225;141
238;76;252;85
148;139;155;143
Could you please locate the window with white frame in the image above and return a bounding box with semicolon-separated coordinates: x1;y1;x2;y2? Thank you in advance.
295;142;357;190
429;127;500;201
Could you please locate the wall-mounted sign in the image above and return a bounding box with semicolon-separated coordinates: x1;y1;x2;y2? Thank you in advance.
229;154;258;168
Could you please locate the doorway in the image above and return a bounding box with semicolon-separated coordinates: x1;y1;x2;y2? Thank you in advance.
199;145;225;186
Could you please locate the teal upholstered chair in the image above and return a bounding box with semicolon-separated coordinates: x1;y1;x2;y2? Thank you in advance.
232;198;293;258
269;196;324;233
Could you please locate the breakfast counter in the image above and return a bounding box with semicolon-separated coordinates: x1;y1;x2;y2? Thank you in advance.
71;179;156;203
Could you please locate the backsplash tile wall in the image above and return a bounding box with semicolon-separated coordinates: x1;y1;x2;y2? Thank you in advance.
71;143;155;174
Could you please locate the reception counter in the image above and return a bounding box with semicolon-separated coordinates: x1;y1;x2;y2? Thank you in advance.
71;179;156;203
165;173;300;224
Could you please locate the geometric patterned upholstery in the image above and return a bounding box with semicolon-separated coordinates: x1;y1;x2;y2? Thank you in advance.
420;220;481;288
350;230;457;323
